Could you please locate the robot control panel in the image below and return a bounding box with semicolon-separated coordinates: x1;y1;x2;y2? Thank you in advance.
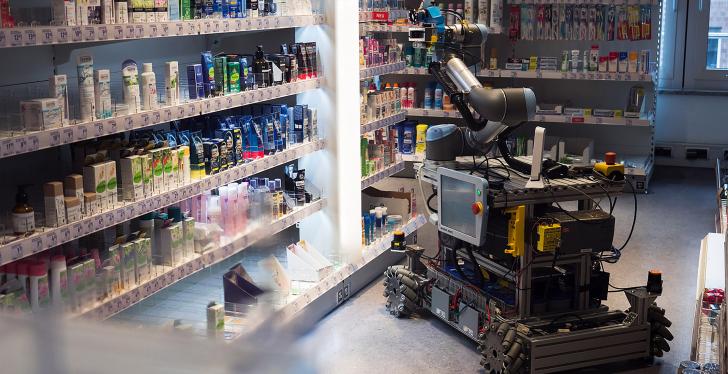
436;168;488;246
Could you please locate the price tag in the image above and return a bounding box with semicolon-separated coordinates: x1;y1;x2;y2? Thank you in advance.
594;117;603;124
203;100;212;113
69;27;82;42
147;24;158;38
95;215;105;230
60;227;71;243
104;212;115;226
76;125;88;140
113;25;124;40
11;243;24;261
85;220;94;233
115;209;126;222
125;24;135;39
14;137;28;155
262;18;271;28
161;23;170;37
44;231;58;249
0;30;6;47
49;131;61;146
225;97;233;109
140;113;150;126
29;236;43;254
203;21;212;34
152;111;161;123
222;20;231;32
214;98;222;111
185;21;197;35
135;25;145;38
126;204;136;218
175;22;184;36
177;105;186;118
212;20;221;33
9;30;22;47
163;108;172;122
41;29;54;44
625;119;633;126
1;139;14;157
62;128;74;143
93;122;104;137
187;103;197;117
84;26;96;41
72;223;84;239
98;25;108;40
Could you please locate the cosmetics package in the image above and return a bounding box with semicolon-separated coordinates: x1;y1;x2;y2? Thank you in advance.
105;160;118;207
165;61;180;106
50;75;69;125
94;69;112;119
64;174;85;214
618;51;628;73
64;197;82;223
20;99;62;131
101;0;114;24
201;51;216;97
121;156;144;201
77;55;96;122
121;242;136;289
214;56;228;95
43;182;67;227
141;63;158;111
187;64;205;100
115;1;128;23
134;238;151;284
83;163;107;210
53;0;77;26
84;192;100;216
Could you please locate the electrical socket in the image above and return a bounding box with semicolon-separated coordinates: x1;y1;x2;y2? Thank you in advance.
336;280;352;305
655;146;672;158
686;148;709;160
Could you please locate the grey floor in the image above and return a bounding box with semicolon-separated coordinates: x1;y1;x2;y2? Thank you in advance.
300;167;717;374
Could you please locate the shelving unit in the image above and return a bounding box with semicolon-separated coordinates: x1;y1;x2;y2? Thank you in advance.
478;69;654;83
0;15;324;49
80;199;326;320
361;160;406;190
0;78;321;159
361;111;406;134
691;232;725;366
360;61;407;79
0;139;326;267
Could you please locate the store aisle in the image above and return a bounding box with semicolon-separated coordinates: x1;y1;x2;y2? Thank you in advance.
301;167;716;374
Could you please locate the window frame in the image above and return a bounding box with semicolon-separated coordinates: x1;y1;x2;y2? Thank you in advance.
684;0;728;90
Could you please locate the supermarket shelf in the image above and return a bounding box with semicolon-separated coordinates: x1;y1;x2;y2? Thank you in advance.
400;67;429;75
359;10;410;23
359;23;412;34
402;154;425;163
0;139;327;268
361;111;406;134
0;15;324;49
478;69;653;83
79;199;327;320
534;114;652;127
508;0;657;5
361;160;406;190
274;214;428;326
360;61;406;79
405;108;462;118
0;78;322;160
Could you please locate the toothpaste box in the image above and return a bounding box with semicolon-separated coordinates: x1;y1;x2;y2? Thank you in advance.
140;154;153;198
105;161;118;208
20;98;63;131
83;162;107;210
121;156;144;201
149;148;165;194
121;242;136;289
134;238;151;284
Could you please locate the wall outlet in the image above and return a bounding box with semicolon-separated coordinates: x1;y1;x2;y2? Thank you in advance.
686;148;709;160
655;146;672;158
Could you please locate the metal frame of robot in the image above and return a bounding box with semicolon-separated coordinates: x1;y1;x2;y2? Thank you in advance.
415;159;658;374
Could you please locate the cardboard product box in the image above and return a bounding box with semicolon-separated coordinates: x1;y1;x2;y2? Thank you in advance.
107;244;122;293
140;154;153;198
82;259;96;308
159;223;183;267
105;161;118;208
43;181;67;227
182;217;195;260
20;98;63;131
64;197;82;223
121;242;136;289
134;238;151;284
120;156;144;201
68;262;85;312
83;163;107;210
149;148;165;194
64;174;85;214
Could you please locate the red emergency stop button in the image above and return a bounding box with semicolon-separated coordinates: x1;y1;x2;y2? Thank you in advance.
471;202;483;215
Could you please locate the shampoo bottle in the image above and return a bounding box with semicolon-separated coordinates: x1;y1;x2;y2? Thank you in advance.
94;69;112;119
141;63;158;111
77;55;95;122
434;85;443;110
407;83;416;109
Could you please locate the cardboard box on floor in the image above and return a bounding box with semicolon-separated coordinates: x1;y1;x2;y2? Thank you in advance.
362;187;413;219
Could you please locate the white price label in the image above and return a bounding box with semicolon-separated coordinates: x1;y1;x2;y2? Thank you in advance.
222;20;231;32
115;209;125;222
93;122;104;137
98;26;108;40
41;29;54;44
125;25;135;39
60;227;71;243
152;111;161;123
161;23;170;37
13;137;27;155
186;21;196;35
1;139;14;157
177;105;185;118
175;22;184;35
104;212;115;226
11;243;24;261
0;30;6;47
85;220;94;234
95;215;105;230
62;128;73;143
147;24;158;37
46;232;58;249
212;20;221;33
76;125;88;140
187;103;197;117
140;113;150;126
49;131;61;146
70;27;82;42
9;30;22;46
113;25;124;40
126;204;136;218
84;26;96;41
72;223;84;239
163;109;172;122
58;27;69;43
135;25;144;38
203;21;212;34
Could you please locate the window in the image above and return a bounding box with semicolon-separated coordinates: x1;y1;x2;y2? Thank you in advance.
683;0;728;90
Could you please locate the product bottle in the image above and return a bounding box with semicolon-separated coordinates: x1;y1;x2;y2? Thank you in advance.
77;55;96;122
447;4;455;25
400;83;408;108
50;255;68;308
12;185;35;235
238;182;249;229
94;69;112;119
29;261;50;312
489;48;498;70
207;195;222;227
122;60;141;114
254;46;271;88
141;63;158;111
407;83;416;109
434;85;443;110
423;87;433;109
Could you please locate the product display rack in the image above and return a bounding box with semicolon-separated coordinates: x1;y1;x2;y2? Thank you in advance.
360;61;407;79
0;78;321;160
478;69;654;82
80;199;326;320
690;232;725;366
361;110;406;134
0;139;326;268
361;160;406;190
0;15;325;49
359;23;411;34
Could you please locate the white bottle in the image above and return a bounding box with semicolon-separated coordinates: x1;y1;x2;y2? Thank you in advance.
207;195;222;227
77;55;95;122
238;182;248;230
165;61;180;106
121;60;141;114
141;63;158;111
49;75;69;125
94;69;112;119
29;262;50;312
50;255;68;308
407;84;416;109
399;85;408;109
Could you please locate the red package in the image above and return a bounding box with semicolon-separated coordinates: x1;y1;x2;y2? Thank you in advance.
509;5;521;41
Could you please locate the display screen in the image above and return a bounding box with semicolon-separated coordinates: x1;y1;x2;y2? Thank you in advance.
440;174;476;237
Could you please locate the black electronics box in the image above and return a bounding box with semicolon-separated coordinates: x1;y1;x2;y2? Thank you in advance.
544;210;615;254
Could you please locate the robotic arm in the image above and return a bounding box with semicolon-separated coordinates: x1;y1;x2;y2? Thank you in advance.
408;4;536;165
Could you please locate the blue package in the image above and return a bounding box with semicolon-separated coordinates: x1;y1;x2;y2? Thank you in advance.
201;51;216;97
187;64;205;100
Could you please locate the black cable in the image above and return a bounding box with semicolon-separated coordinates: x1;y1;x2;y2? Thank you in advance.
615;178;638;252
466;245;484;287
427;191;438;213
607;282;643;292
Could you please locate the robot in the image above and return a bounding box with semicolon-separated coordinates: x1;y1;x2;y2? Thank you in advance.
382;4;673;373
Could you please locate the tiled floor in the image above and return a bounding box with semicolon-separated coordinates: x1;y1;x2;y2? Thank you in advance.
300;167;717;373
